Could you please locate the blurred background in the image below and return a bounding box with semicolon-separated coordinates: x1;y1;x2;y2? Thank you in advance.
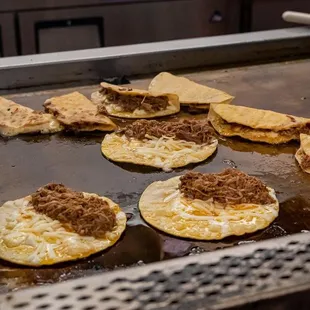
0;0;309;57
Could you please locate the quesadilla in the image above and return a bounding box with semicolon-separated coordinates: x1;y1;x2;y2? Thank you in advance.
0;183;126;266
208;104;310;144
0;96;63;137
44;92;116;131
295;134;310;173
148;72;234;110
101;119;218;171
91;82;180;118
139;169;279;240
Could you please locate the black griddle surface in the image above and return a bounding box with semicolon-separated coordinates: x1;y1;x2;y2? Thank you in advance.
2;60;310;292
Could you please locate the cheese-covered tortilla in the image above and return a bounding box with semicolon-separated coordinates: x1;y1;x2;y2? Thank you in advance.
139;170;279;240
44;92;116;131
91;82;180;118
101;119;218;171
208;104;310;144
148;72;234;110
0;96;63;137
0;188;126;266
295;134;310;173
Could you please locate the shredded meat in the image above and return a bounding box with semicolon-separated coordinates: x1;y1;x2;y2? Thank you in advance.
227;121;310;137
179;168;275;205
118;119;215;145
64;121;102;130
300;149;310;170
98;88;169;113
275;126;310;137
31;183;116;238
187;105;208;113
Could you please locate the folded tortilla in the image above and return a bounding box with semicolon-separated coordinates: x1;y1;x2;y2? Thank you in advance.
91;82;180;118
44;92;116;131
148;72;234;110
208;104;310;144
0;96;63;137
295;134;310;173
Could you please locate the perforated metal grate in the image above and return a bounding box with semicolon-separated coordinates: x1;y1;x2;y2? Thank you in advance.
1;233;310;310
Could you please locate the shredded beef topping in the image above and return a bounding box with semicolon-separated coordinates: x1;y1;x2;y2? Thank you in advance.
179;168;275;205
31;183;116;238
225;120;310;137
278;126;310;136
299;149;310;170
299;125;310;135
98;88;169;113
118;119;215;145
186;105;208;113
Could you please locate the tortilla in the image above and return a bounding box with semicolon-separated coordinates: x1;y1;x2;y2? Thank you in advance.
295;134;310;173
0;96;63;137
148;72;234;110
0;193;126;266
101;133;217;171
208;104;310;144
139;176;279;240
44;92;116;131
91;82;180;118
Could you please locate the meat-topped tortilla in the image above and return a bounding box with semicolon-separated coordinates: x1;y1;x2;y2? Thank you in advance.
44;92;116;132
91;82;180;118
295;134;310;173
0;183;126;266
101;119;218;171
139;169;279;240
0;96;63;137
208;104;310;144
148;72;234;110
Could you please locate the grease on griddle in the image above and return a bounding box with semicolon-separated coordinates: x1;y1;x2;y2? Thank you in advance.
2;71;310;292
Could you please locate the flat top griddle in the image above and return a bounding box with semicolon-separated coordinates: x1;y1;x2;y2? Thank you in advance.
2;59;310;293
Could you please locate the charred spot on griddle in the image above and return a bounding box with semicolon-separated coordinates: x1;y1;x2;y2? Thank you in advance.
101;76;130;85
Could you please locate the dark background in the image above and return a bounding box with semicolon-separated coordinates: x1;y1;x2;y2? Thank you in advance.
0;0;310;57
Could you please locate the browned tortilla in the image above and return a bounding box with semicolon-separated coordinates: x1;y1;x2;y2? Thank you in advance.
0;96;63;137
44;92;116;131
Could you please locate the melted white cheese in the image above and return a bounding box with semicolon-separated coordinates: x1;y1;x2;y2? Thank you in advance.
121;135;216;171
0;198;101;264
168;188;278;235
